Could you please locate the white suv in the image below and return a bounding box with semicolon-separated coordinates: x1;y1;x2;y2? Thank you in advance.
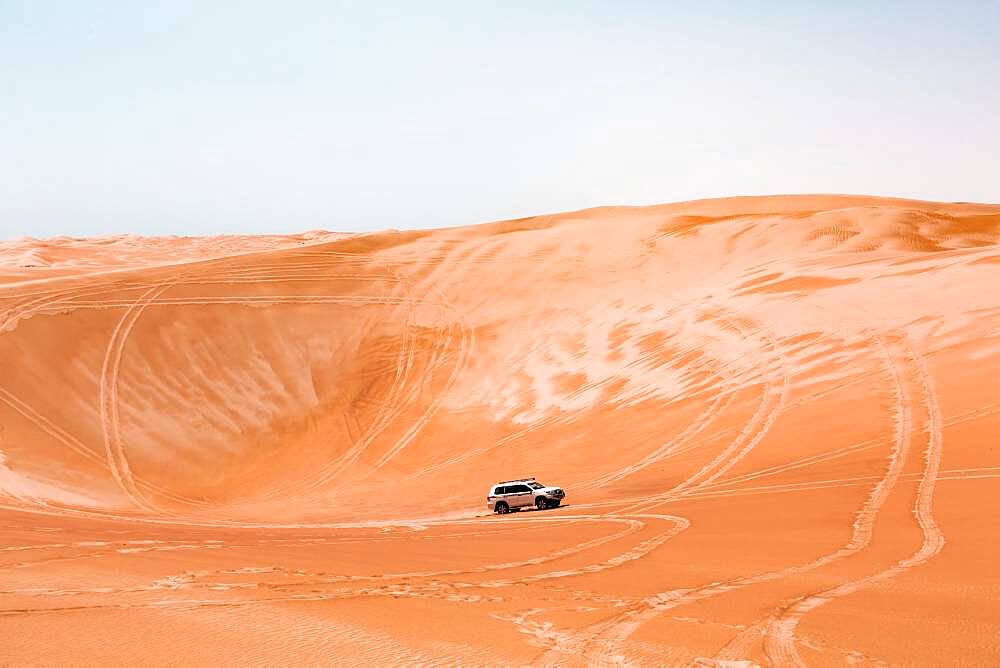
487;477;565;514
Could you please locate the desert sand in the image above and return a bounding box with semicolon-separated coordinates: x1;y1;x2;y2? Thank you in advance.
1;194;999;665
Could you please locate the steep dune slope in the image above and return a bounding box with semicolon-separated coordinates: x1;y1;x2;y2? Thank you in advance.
1;195;999;665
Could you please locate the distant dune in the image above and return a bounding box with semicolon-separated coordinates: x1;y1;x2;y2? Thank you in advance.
1;195;999;665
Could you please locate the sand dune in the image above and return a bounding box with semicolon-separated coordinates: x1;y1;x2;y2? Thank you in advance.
1;194;999;665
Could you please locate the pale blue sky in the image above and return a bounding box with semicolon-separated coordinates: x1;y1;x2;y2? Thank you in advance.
2;1;998;238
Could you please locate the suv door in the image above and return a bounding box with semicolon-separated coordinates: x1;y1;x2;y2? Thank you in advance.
506;484;532;508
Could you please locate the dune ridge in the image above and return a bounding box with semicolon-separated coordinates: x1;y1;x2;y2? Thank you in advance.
1;195;999;664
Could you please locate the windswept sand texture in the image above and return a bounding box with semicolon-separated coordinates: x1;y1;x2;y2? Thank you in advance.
1;195;1000;665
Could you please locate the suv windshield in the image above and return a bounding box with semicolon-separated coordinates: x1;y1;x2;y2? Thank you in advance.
528;482;544;489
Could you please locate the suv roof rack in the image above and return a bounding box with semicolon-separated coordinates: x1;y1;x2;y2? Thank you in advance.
497;477;535;485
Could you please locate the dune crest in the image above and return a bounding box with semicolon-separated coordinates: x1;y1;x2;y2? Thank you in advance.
2;195;999;664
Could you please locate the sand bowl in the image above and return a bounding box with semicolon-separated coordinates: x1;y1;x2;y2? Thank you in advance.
1;195;999;664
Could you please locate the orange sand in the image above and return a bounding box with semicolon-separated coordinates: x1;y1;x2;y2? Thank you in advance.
1;194;999;665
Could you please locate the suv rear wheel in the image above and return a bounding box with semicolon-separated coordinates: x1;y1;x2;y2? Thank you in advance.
495;501;509;514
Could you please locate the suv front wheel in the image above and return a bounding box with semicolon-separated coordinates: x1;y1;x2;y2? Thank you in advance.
535;497;548;510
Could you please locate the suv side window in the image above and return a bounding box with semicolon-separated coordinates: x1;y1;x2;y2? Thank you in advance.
509;484;530;493
494;486;507;495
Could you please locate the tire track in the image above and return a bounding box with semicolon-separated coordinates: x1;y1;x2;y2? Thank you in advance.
3;277;447;507
99;283;175;512
564;331;896;666
414;306;744;484
673;319;791;495
0;280;212;512
585;313;751;490
283;259;451;495
610;311;791;518
0;385;202;509
691;401;999;497
284;293;420;495
360;253;478;475
711;333;913;663
0;513;689;621
367;297;473;474
2;252;414;513
761;339;944;667
0;242;445;522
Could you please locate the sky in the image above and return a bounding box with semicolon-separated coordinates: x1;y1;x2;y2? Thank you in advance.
2;1;999;239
